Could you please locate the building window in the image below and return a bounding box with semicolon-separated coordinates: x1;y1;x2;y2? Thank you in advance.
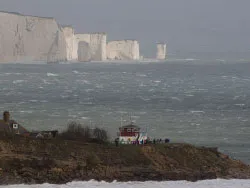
13;124;19;129
127;128;131;132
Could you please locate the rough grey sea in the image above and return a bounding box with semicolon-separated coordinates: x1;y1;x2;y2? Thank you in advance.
0;60;250;165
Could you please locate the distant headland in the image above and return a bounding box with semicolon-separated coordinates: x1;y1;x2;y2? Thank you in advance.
0;11;167;64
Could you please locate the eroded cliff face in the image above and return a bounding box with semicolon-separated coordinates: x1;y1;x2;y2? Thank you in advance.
75;33;107;62
62;26;77;61
0;12;67;63
107;40;140;60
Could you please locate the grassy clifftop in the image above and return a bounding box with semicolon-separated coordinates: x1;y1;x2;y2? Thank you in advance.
0;135;250;185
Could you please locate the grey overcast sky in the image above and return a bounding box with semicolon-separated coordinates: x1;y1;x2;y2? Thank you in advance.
0;0;250;58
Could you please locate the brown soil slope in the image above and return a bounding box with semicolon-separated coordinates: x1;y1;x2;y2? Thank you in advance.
0;137;249;184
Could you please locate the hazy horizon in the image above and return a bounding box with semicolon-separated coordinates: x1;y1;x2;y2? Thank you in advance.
0;0;250;59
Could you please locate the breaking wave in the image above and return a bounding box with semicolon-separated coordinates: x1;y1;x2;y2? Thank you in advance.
1;179;250;188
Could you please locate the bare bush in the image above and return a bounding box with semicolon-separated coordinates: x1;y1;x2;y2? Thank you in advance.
93;128;108;142
59;122;109;143
59;121;91;142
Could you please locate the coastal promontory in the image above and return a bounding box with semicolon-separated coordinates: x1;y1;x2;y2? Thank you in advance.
0;135;250;185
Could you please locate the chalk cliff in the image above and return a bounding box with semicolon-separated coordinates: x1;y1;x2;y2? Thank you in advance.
0;11;67;63
62;26;77;61
107;40;140;60
75;33;107;62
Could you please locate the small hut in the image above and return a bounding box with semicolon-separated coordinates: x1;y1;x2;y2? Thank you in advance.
0;111;28;135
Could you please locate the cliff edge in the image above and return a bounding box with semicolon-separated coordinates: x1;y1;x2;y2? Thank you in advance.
0;137;250;185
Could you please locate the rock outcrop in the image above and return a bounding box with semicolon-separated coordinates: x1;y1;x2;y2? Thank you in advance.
0;11;67;63
0;137;250;185
75;33;107;62
107;40;140;60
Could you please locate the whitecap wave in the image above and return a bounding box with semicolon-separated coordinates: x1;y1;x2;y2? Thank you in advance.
139;83;146;87
47;73;58;77
171;97;181;102
170;58;199;62
153;80;161;83
76;79;91;84
165;109;175;112
42;79;51;85
216;59;226;62
190;111;205;114
29;100;38;103
185;94;194;97
137;112;147;115
13;80;25;84
85;89;94;92
184;58;198;61
20;110;33;114
235;104;245;107
4;72;22;75
72;70;79;74
136;73;147;77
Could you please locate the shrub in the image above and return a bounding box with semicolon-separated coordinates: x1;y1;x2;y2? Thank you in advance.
93;128;108;142
59;121;91;142
59;121;109;143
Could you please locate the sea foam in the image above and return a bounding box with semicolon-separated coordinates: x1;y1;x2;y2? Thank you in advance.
1;179;250;188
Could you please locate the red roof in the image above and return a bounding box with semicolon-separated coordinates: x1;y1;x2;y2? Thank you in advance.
119;124;140;130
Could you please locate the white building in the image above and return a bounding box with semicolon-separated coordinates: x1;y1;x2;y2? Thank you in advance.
118;123;148;144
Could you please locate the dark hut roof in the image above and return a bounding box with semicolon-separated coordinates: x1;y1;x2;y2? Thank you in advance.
0;120;12;132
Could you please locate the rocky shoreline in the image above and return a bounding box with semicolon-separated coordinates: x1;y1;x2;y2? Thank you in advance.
0;137;250;185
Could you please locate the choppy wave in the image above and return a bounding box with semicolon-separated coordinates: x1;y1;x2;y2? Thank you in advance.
1;179;250;188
